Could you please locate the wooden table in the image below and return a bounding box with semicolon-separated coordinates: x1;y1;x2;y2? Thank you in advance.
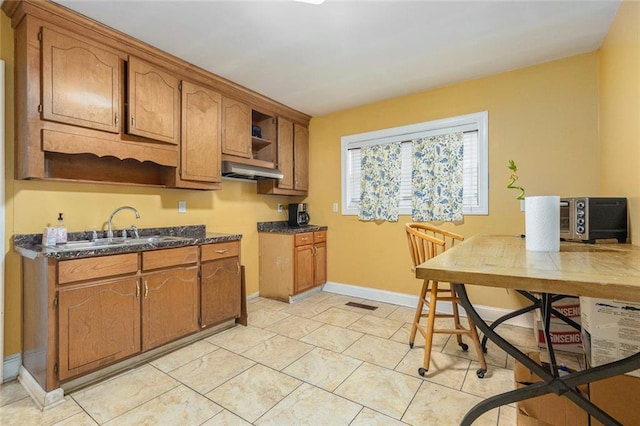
416;235;640;426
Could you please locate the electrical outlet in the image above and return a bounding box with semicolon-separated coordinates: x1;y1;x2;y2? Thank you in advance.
332;202;339;213
277;203;283;213
178;201;187;214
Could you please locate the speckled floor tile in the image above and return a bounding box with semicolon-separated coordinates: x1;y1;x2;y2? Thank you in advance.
206;325;276;353
334;363;421;420
241;335;314;370
318;294;366;307
201;409;252;425
103;385;222;425
277;300;331;318
350;407;409;425
442;332;507;369
0;396;84;426
247;309;291;328
387;306;422;323
347;314;404;338
300;323;364;352
283;347;363;391
498;405;517;426
252;298;290;311
0;380;29;407
403;381;499;426
71;365;179;424
150;339;218;372
312;307;364;327
206;364;301;423
462;361;514;399
52;411;99;425
265;315;324;339
395;348;471;389
343;334;409;369
168;348;255;394
255;383;362;425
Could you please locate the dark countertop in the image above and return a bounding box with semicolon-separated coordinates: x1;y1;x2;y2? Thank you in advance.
257;221;328;234
14;225;242;260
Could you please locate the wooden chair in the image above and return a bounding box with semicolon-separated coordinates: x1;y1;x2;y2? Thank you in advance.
405;223;487;378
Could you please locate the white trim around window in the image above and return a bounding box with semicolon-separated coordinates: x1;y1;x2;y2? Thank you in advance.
341;111;489;217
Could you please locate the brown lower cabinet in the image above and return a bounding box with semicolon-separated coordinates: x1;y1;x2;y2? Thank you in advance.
21;239;242;392
259;230;327;301
58;277;141;381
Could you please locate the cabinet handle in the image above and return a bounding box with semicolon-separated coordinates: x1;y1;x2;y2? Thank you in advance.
131;116;135;127
215;249;228;254
114;113;119;125
237;262;241;275
312;246;317;256
136;282;140;299
144;281;149;299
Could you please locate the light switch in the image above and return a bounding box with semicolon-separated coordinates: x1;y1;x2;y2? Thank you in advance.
332;202;339;212
178;201;187;214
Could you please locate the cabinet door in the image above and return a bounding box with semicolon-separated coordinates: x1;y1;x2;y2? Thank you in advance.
128;56;180;144
58;278;141;381
277;118;294;189
41;27;120;133
294;245;315;294
201;257;241;328
181;81;222;183
141;266;199;351
222;97;251;158
314;241;327;286
294;124;309;191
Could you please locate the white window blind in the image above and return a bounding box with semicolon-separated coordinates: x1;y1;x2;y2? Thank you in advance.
341;111;488;217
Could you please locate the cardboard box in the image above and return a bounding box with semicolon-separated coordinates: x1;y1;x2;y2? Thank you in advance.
580;296;640;377
590;374;640;426
535;297;583;354
515;352;588;426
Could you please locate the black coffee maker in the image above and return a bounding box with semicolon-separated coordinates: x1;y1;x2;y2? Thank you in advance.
288;203;310;227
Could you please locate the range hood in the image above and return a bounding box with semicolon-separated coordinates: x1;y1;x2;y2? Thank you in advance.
221;160;284;180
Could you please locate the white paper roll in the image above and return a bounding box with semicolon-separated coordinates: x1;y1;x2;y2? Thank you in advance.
525;196;560;252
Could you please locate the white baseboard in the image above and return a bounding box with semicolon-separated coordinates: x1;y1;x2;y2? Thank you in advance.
322;281;534;329
18;366;65;411
3;353;20;383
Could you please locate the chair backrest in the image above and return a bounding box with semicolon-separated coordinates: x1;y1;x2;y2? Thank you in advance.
405;223;464;268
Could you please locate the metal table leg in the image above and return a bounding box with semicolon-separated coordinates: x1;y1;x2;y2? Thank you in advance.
454;283;640;426
480;291;581;352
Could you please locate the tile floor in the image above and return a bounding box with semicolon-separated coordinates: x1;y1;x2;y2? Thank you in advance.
0;291;553;425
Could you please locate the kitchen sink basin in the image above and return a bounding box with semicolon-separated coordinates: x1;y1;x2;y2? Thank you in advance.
48;235;191;252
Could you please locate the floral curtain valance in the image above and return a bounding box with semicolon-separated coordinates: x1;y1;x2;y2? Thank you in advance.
412;132;464;222
358;142;402;222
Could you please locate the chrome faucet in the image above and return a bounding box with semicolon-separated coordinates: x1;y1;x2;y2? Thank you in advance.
107;206;140;239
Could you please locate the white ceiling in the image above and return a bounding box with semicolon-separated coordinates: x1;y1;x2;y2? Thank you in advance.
54;0;620;117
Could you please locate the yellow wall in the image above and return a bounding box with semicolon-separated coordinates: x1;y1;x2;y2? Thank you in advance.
307;53;600;309
599;0;640;244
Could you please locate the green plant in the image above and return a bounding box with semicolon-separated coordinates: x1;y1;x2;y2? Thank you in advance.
507;160;525;200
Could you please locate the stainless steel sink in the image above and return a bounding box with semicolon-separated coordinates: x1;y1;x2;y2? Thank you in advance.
48;236;191;252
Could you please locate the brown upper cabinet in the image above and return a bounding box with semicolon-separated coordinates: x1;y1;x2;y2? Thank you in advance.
3;0;309;189
222;97;252;158
180;81;222;184
257;120;309;196
41;27;121;133
128;56;181;145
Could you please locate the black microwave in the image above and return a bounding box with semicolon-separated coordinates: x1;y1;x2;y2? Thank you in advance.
559;197;627;243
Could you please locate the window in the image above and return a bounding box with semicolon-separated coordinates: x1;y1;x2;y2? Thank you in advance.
341;111;488;216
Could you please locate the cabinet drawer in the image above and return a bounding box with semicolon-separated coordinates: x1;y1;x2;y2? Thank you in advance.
201;241;240;261
142;246;198;271
294;232;314;247
58;253;138;284
314;231;327;244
